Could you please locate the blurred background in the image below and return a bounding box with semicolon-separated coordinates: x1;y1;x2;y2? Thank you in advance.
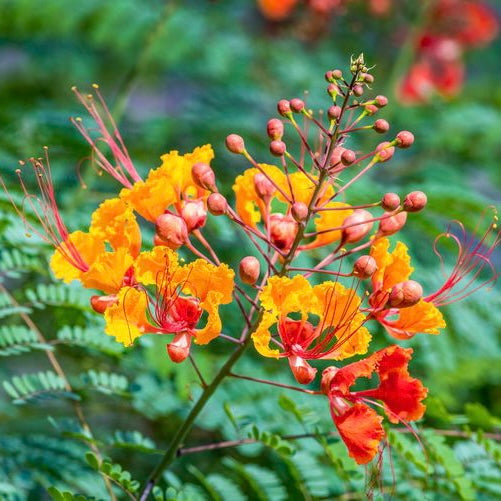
1;1;500;499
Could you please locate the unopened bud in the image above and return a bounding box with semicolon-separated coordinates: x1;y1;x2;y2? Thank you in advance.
269;213;297;252
291;201;308;222
325;70;334;82
321;366;338;394
239;256;260;285
361;73;374;84
331;69;343;80
341;149;356;166
388;280;423;308
403;191;427;212
352;255;377;279
365;104;378;116
181;200;207;232
329;146;346;167
267;118;284;140
352;84;364;97
327;83;340;98
375;141;395;162
375;95;388;107
342;209;374;244
155;213;188;249
288;355;317;385
277;99;292;117
207;193;227;216
191;162;216;191
270;140;286;157
327;105;342;121
290;98;305;113
373;119;390;134
167;332;192;363
90;294;117;314
225;134;245;154
396;130;415;148
254;172;276;201
381;192;401;211
378;211;407;236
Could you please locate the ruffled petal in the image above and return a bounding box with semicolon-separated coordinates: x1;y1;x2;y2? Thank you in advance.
333;403;385;465
134;247;180;286
182;260;234;304
259;274;314;316
251;311;281;358
104;287;150;346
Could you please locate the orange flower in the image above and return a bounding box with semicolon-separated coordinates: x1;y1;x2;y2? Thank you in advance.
104;247;234;358
253;275;371;384
369;238;445;339
257;0;299;21
322;345;427;464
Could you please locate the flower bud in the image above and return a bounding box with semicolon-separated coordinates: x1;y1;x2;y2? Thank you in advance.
239;256;260;285
191;162;216;191
375;141;395;162
396;130;415;148
291;201;308;222
254;172;276;201
225;134;245;154
373;119;390;134
403;191;427;212
267;118;284;140
331;69;343;80
325;70;334;82
381;192;401;211
378;211;407;236
167;332;192;363
353;84;364;97
375;95;388;107
327;83;340;98
207;193;227;216
352;255;377;279
269;213;297;252
388;280;423;308
365;104;378;116
361;72;374;84
342;210;374;244
341;149;356;166
270;140;286;157
277;99;292;117
320;366;338;394
155;213;188;249
329;146;346;167
90;294;117;314
327;105;342;121
288;355;317;385
181;200;207;232
290;98;305;113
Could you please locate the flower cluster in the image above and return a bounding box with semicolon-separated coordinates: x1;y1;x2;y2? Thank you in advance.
2;55;499;466
399;0;499;104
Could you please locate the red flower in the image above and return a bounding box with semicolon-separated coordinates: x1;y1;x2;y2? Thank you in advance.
322;345;427;464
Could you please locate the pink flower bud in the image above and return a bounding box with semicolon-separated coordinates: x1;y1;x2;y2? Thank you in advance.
362;73;374;84
267;118;284;140
239;256;260;285
352;255;377;279
375;95;388;107
290;98;305;113
373;119;390;134
191;162;216;191
254;173;276;200
378;211;407;236
207;193;227;216
329;146;346;167
181;200;207;232
327;105;342;121
155;213;188;249
269;213;297;252
331;69;343;80
225;134;245;154
90;294;117;314
353;84;364;97
403;191;427;212
365;104;378;116
341;149;356;166
375;141;395;162
342;209;374;244
325;70;334;82
381;192;401;211
167;332;192;363
291;201;308;222
288;355;317;385
327;83;340;97
270;140;286;157
320;366;338;394
277;99;292;117
388;280;423;308
396;130;415;148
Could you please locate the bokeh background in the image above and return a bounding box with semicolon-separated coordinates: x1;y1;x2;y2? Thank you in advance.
1;1;500;499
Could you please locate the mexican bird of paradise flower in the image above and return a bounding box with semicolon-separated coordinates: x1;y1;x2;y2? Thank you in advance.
321;345;428;464
253;274;371;384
